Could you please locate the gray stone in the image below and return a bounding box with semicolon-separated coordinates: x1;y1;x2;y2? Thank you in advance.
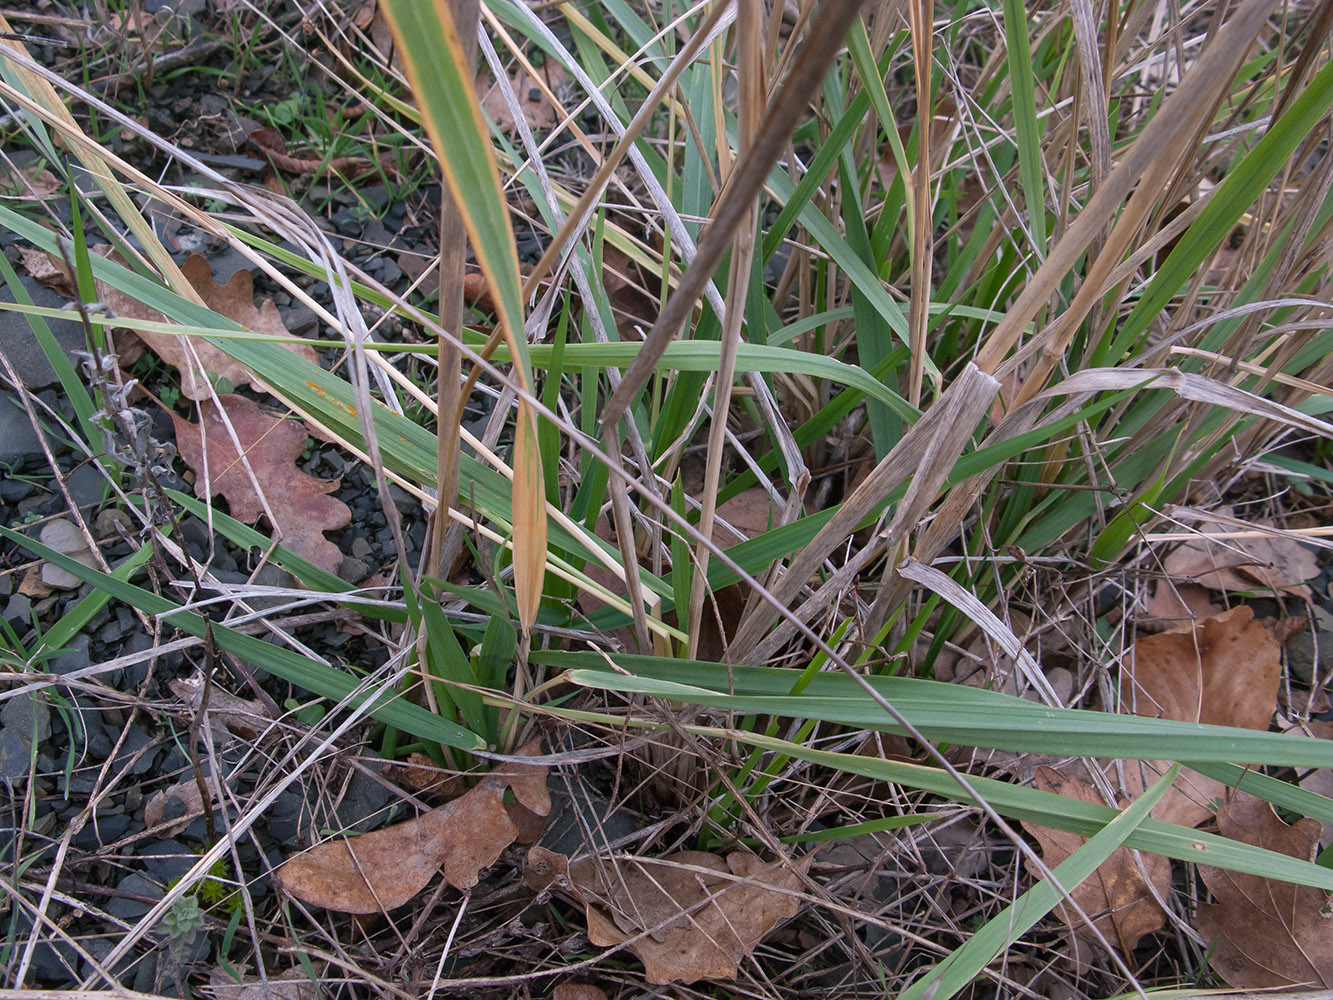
106;871;162;920
0;271;84;390
350;536;374;561
1287;604;1333;684
539;775;638;858
67;463;105;511
338;556;369;583
1;690;51;747
4;593;32;625
0;395;44;468
50;635;90;676
0;727;30;781
138;838;196;884
333;760;393;834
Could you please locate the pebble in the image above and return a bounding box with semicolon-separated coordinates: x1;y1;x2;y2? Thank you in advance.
0;728;30;781
1;690;52;747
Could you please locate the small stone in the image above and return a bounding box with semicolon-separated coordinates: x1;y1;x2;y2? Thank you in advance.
49;635;90;676
1;690;52;747
0;728;30;781
67;463;105;511
106;872;163;920
351;536;373;561
38;518;97;590
338;556;369;583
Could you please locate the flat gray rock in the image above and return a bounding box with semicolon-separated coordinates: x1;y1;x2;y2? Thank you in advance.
0;270;83;390
0;394;44;468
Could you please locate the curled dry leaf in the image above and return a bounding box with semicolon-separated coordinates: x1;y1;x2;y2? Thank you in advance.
1025;765;1172;956
552;986;608;1000
1121;606;1281;828
169;673;275;741
1194;793;1333;989
144;776;211;838
172;395;351;575
1163;509;1318;598
1139;580;1222;632
383;751;463;800
275;739;548;914
20;248;315;401
529;846;807;985
250;126;391;181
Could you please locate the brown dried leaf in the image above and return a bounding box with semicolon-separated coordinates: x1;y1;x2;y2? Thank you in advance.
1026;766;1172;956
1163;511;1318;597
1194;793;1333;989
1122;606;1281;827
552;986;608;1000
383;752;462;800
207;966;318;1000
172;395;351;574
477;62;569;135
275;744;547;913
1139;581;1222;632
250;127;388;181
20;248;316;400
492;737;552;816
168;673;274;740
144;777;209;837
562;851;806;985
0;163;61;199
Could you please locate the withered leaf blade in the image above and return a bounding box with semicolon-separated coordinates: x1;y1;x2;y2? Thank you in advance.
562;850;806;985
1025;765;1171;956
1194;793;1333;989
172;395;352;575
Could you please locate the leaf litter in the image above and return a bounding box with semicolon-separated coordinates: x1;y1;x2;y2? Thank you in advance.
1194;793;1333;989
172;394;351;575
22;247;315;399
273;738;549;914
525;844;809;985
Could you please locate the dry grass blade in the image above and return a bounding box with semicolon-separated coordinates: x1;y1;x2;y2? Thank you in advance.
732;364;998;661
601;0;870;425
972;0;1273;382
512;401;547;635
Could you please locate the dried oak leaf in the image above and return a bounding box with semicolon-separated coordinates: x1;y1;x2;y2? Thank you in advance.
557;850;806;985
274;739;547;913
1194;793;1333;988
1139;581;1222;632
1122;606;1281;828
20;247;316;399
172;395;350;574
1025;765;1172;956
207;966;318;1000
1163;510;1318;598
477;62;569;135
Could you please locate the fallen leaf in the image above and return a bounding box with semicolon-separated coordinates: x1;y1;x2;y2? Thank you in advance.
1139;581;1223;632
0;162;61;199
275;740;548;913
145;777;210;838
1289;719;1333;848
172;395;351;574
168;673;274;741
1194;793;1333;988
1025;765;1172;956
38;518;97;590
552;985;608;1000
1163;510;1318;597
477;62;569;135
383;752;463;800
545;848;806;985
207;966;318;1000
20;247;316;401
250;126;390;181
1121;606;1281;828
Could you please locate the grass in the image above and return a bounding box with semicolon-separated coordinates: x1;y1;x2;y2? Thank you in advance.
1;0;1332;996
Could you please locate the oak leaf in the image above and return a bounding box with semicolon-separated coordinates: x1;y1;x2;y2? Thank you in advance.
172;395;351;575
274;739;547;914
21;247;315;400
1025;765;1172;956
530;846;806;985
1163;509;1317;598
1121;606;1280;828
1194;793;1333;988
